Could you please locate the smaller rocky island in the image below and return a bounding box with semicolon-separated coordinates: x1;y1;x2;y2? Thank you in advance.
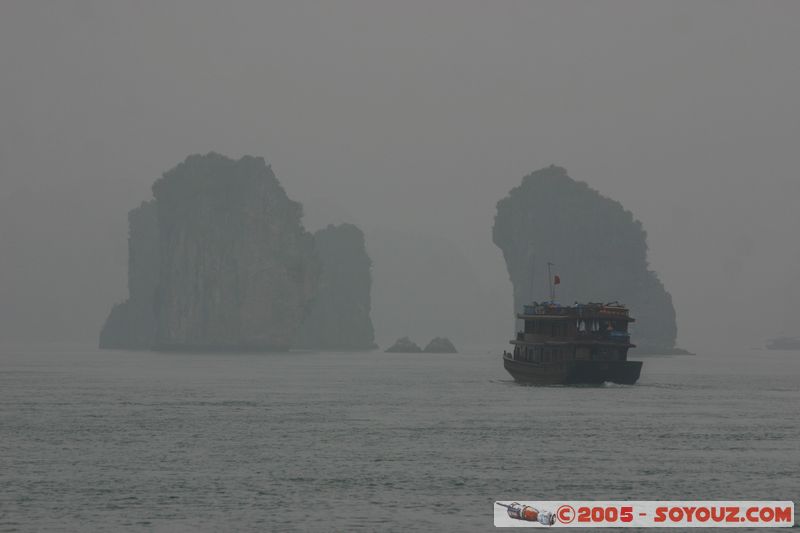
384;336;458;353
766;336;800;350
385;337;422;353
423;337;458;353
294;224;376;350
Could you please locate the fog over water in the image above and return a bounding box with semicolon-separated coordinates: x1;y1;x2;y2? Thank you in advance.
2;1;800;351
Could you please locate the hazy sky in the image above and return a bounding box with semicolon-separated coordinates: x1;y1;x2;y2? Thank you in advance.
2;1;799;351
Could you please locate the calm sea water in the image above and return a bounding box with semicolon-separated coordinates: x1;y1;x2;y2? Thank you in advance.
0;344;797;532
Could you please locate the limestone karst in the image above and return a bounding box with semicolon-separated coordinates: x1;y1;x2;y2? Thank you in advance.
294;224;376;350
99;201;159;349
151;153;319;351
493;165;679;354
100;153;325;351
100;152;378;352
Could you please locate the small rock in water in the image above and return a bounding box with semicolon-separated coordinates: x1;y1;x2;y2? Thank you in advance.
385;337;422;353
423;337;458;353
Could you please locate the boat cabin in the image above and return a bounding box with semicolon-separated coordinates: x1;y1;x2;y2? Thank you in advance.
511;302;635;364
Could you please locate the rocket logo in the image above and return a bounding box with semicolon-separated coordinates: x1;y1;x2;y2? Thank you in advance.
496;502;556;526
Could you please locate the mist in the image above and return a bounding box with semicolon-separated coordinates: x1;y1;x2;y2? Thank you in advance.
2;1;799;352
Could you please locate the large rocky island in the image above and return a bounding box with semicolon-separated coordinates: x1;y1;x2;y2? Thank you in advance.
493;165;682;354
100;153;376;352
152;154;319;351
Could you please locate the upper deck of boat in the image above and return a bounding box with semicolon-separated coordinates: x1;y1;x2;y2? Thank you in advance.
518;302;635;322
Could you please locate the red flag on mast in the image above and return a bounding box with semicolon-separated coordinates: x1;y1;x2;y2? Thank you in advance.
553;275;561;285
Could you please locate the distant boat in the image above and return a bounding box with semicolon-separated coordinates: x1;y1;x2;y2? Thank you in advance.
765;336;800;350
502;301;643;385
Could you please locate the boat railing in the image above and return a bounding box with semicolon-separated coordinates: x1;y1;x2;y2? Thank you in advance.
576;331;631;343
522;304;630;318
516;331;631;343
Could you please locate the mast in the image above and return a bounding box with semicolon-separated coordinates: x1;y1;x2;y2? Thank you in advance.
528;245;535;302
547;262;555;302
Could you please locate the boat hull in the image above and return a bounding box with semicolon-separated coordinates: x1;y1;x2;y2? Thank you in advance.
503;356;642;385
